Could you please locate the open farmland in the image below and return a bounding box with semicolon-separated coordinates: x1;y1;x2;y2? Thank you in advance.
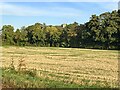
1;46;119;88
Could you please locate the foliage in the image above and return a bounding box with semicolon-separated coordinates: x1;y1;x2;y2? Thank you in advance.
1;10;120;50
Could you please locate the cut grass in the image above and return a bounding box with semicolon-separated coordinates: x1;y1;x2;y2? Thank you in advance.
1;46;119;88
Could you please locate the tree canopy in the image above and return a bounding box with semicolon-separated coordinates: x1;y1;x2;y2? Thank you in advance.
1;10;120;50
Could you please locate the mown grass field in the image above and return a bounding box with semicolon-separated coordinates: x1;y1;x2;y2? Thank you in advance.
1;46;119;88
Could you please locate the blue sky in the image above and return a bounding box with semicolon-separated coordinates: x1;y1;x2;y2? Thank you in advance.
0;2;118;29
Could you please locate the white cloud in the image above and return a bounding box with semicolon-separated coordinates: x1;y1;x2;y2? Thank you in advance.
64;0;119;2
103;3;118;10
118;1;120;9
0;3;47;16
0;2;118;17
0;3;81;17
96;2;118;11
0;0;119;2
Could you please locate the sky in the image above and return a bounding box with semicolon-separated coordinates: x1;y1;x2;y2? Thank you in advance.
0;2;118;30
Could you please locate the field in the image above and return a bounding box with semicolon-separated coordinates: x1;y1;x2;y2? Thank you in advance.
1;46;119;88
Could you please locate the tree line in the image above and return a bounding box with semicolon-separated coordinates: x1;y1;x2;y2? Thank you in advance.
1;10;120;50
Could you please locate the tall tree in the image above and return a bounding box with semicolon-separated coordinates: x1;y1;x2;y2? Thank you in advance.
2;25;14;45
45;26;61;47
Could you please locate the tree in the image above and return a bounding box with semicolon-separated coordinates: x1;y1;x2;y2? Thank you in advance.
31;23;46;46
64;22;78;47
2;25;14;45
13;29;21;45
1;10;119;50
99;11;118;49
45;26;61;47
25;23;46;46
60;28;69;47
76;24;86;47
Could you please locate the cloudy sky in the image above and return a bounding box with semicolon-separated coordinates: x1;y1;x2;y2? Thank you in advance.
0;1;118;29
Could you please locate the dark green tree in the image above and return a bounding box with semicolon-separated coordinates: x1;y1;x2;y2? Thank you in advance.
2;25;14;45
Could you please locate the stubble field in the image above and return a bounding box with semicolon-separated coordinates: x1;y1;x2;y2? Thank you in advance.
1;46;119;88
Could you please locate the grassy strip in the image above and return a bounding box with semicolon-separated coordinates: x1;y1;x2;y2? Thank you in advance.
1;67;110;88
1;68;79;88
